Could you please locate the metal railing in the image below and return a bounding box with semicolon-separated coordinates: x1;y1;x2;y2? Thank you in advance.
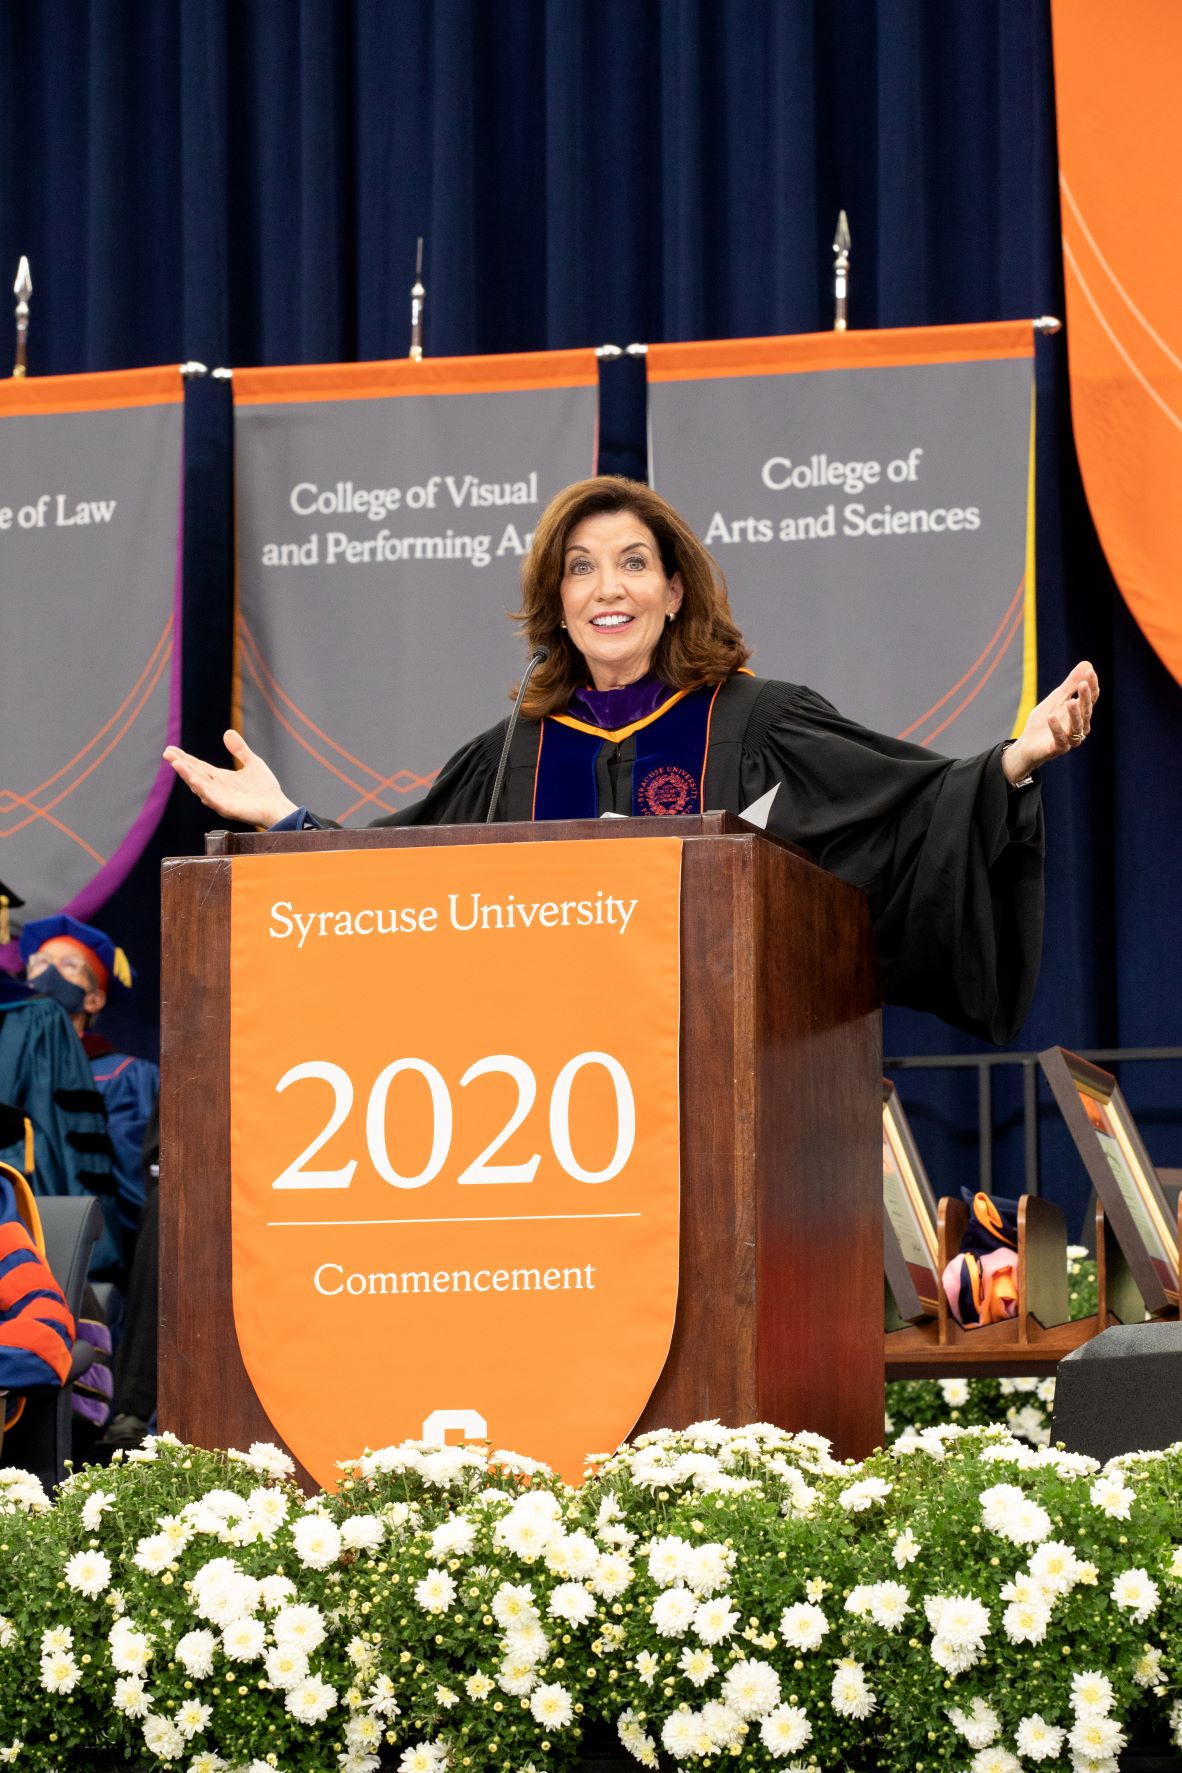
884;1047;1182;1197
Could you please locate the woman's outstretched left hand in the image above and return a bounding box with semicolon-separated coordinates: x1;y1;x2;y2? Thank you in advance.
1002;660;1099;784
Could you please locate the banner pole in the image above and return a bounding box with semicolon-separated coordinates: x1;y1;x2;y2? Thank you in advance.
12;256;31;377
409;236;425;362
832;211;850;333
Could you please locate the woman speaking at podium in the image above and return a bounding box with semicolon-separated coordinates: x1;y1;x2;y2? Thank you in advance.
165;476;1097;1044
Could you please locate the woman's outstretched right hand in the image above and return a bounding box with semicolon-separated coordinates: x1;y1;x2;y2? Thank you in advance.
163;729;299;829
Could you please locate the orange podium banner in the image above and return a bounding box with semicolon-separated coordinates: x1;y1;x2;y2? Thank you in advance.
229;837;682;1486
1053;0;1182;687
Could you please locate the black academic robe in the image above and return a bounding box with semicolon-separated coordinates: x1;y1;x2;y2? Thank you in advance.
319;676;1044;1045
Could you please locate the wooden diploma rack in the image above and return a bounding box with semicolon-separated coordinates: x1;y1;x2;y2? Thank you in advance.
159;814;886;1478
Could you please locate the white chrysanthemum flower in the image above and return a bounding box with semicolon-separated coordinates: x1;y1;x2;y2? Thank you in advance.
1134;1644;1165;1688
63;1548;112;1595
684;1542;734;1595
428;1517;476;1560
285;1675;338;1723
112;1675;150;1716
1111;1566;1160;1623
503;1620;549;1667
634;1649;660;1685
1002;1595;1052;1644
1068;1714;1126;1759
221;1616;266;1662
759;1702;812;1756
1015;1713;1065;1760
925;1593;991;1649
837;1476;893;1512
939;1378;971;1406
845;1584;875;1618
264;1644;309;1690
39;1651;80;1693
979;1482;1051;1545
493;1496;563;1559
589;1552;633;1597
529;1681;574;1728
699;1700;744;1750
1027;1539;1081;1594
1070;1670;1115;1716
0;1618;13;1650
650;1585;698;1637
366;1672;400;1718
465;1672;495;1701
142;1715;185;1759
186;1754;227;1773
693;1595;739;1644
618;1706;659;1770
722;1657;781;1720
865;1581;912;1631
174;1699;212;1740
661;1711;702;1759
272;1603;326;1652
496;1655;538;1696
133;1531;175;1574
491;1581;538;1628
892;1527;921;1568
244;1441;295;1478
1089;1473;1135;1519
413;1569;457;1614
41;1624;72;1654
175;1628;218;1677
831;1659;876;1719
548;1581;596;1624
396;1742;447;1773
679;1645;716;1687
969;1748;1022;1773
947;1698;1000;1749
81;1488;115;1531
189;1558;260;1625
345;1713;384;1750
291;1513;342;1569
108;1620;153;1674
340;1514;384;1553
245;1487;289;1536
547;1528;600;1579
779;1600;829;1650
647;1534;694;1586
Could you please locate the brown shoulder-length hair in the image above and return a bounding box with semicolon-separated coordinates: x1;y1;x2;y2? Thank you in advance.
514;476;751;718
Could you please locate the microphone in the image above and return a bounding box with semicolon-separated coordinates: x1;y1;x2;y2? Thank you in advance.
486;645;550;823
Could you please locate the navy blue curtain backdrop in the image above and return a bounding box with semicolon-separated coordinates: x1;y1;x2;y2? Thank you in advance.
2;0;1178;1227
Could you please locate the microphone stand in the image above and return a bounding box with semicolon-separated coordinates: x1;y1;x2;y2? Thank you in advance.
486;646;550;822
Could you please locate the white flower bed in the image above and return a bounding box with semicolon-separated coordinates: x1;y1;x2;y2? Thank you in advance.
0;1423;1181;1770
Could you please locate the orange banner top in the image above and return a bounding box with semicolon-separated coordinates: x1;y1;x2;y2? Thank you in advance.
229;837;683;1487
1052;0;1182;689
233;347;600;406
648;321;1034;384
0;364;183;418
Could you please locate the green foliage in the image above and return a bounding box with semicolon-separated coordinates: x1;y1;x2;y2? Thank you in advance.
1;1389;1181;1773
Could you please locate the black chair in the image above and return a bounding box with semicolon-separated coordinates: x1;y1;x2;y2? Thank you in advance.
2;1194;105;1490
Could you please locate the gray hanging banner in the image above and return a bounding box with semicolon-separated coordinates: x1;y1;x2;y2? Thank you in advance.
648;323;1036;755
233;352;599;821
0;367;183;945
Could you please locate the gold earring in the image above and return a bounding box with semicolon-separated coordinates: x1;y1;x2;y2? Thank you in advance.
666;611;675;622
560;619;567;629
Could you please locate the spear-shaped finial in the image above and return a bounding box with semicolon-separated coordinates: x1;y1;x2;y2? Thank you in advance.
409;236;425;362
13;256;31;377
832;211;850;334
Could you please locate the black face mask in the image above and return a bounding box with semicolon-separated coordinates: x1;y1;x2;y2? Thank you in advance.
28;964;87;1015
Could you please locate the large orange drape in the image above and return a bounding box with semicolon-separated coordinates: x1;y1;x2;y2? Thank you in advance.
1053;0;1182;687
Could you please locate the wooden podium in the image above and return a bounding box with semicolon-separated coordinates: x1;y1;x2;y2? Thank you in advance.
160;813;884;1473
